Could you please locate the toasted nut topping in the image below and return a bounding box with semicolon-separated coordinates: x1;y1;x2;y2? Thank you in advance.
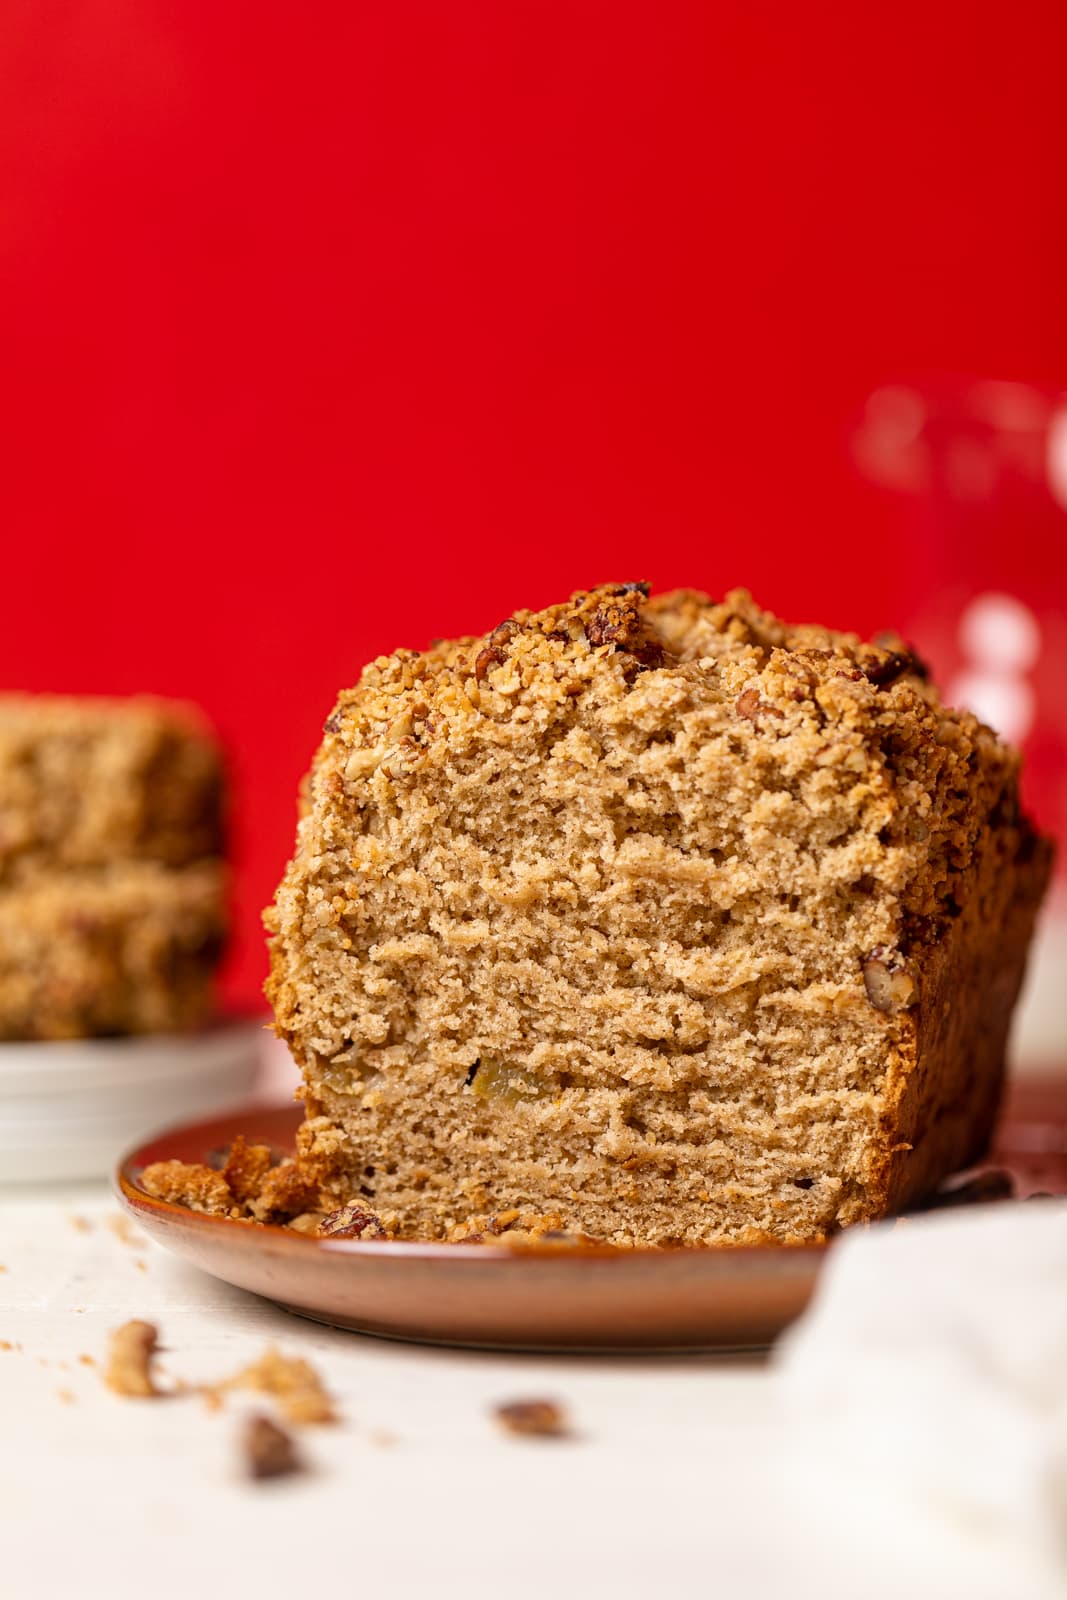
735;688;784;724
860;643;928;686
474;645;506;683
584;591;666;669
475;619;521;682
344;747;381;782
318;1202;390;1240
493;1398;569;1438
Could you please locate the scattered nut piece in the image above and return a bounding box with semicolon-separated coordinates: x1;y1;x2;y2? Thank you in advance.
493;1399;569;1438
105;1320;163;1398
101;1326;334;1428
241;1414;303;1481
68;1215;92;1234
77;1353;95;1367
862;949;916;1013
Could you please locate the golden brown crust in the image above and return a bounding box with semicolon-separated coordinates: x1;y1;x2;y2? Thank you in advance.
265;583;1051;1246
876;827;1053;1215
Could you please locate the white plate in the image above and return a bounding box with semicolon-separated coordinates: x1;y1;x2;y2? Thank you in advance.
0;1019;264;1184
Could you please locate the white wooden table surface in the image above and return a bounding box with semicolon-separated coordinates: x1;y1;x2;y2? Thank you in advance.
2;1180;1058;1600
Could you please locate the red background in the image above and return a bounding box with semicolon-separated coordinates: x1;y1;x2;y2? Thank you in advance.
1;2;1065;1007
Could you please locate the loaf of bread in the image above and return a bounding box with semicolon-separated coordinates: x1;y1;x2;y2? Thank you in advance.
0;862;226;1040
0;695;226;1039
0;695;222;882
266;584;1051;1245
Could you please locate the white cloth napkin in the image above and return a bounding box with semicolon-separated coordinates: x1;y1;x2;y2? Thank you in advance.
774;1202;1067;1591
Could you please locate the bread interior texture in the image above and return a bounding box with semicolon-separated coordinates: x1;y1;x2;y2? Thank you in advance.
266;586;1050;1244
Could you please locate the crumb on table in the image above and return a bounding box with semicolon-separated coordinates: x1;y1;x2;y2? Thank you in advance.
106;1214;140;1248
493;1399;570;1438
241;1414;303;1481
211;1346;336;1426
104;1320;162;1399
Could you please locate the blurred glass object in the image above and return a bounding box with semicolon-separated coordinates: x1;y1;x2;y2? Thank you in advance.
853;377;1067;1065
853;377;1067;854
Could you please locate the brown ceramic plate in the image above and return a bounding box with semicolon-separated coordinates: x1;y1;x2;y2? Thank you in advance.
116;1079;1067;1353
